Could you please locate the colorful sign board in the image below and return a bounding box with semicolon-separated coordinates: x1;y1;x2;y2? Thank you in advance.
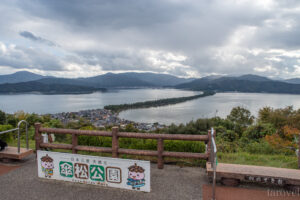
37;150;151;192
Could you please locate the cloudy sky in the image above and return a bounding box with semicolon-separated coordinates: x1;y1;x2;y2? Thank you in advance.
0;0;300;78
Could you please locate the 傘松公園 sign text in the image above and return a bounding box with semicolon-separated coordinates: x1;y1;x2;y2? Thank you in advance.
37;150;151;192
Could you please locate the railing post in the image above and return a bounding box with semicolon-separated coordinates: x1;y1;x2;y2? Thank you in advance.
211;129;216;164
72;133;78;154
112;127;119;158
34;123;42;152
25;122;28;150
17;127;21;154
157;138;164;169
211;127;217;200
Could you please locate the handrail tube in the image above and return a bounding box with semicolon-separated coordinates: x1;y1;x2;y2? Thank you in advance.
17;120;28;153
211;127;217;200
212;139;217;154
0;128;19;135
0;120;28;154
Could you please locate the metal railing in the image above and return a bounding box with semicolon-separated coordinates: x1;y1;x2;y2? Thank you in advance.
0;120;29;153
34;123;210;169
210;127;217;200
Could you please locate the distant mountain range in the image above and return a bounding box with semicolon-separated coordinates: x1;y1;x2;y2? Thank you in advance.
0;71;194;94
1;71;300;94
283;78;300;84
176;74;300;94
0;71;194;87
0;81;105;94
0;71;50;84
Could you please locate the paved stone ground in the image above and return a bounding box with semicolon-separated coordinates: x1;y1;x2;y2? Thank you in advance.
0;164;20;176
203;184;300;200
0;155;208;200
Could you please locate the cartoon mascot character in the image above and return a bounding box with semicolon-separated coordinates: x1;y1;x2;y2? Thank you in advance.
41;154;54;178
127;163;145;190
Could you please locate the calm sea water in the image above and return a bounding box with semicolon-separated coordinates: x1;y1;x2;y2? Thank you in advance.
0;89;197;114
1;89;300;125
119;92;300;125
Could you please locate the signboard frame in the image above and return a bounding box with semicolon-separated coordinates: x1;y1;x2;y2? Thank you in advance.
37;150;151;192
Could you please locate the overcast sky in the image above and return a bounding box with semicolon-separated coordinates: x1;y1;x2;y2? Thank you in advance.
0;0;299;78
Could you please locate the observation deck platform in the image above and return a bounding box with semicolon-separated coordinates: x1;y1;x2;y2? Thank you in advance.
0;147;33;160
207;162;300;186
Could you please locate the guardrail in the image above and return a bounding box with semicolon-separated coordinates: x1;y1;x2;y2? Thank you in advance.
0;120;29;153
34;123;211;169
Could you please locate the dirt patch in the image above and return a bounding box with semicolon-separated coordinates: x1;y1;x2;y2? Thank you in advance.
0;164;20;176
203;184;300;200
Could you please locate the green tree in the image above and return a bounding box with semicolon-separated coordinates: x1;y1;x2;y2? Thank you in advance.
42;114;52;123
14;110;28;121
26;113;43;127
258;106;298;131
227;107;254;136
258;107;272;123
125;124;137;132
0;110;6;124
215;125;238;142
6;114;17;127
227;107;254;127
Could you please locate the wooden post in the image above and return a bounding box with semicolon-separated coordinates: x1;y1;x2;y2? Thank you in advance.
34;123;42;152
112;127;119;158
207;130;212;162
157;138;164;169
72;133;78;154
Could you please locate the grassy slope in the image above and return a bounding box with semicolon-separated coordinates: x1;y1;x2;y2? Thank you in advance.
218;152;298;169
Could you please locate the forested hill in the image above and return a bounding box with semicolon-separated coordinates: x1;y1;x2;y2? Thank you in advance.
0;81;105;94
175;75;300;94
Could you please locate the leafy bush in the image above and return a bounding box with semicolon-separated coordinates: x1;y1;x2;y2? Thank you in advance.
216;137;239;153
43;119;66;142
0;124;14;142
242;123;276;141
215;126;239;142
265;125;299;153
242;140;280;155
164;140;205;153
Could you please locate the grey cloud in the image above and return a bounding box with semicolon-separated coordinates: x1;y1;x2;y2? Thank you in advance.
19;31;58;47
0;0;299;78
18;0;272;51
0;43;64;71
